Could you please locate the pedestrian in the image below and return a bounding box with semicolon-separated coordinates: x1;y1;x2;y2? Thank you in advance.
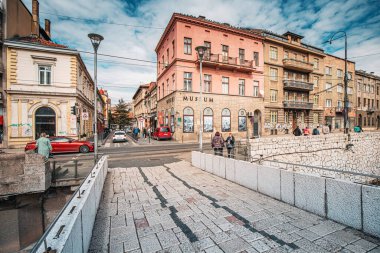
143;128;147;139
354;125;363;133
293;126;302;136
312;126;320;135
36;132;52;160
225;132;235;158
303;126;310;136
211;131;224;156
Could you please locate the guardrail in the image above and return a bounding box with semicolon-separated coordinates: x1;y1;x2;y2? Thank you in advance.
30;155;109;253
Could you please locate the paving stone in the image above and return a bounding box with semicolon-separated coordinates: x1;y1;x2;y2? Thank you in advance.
192;237;215;251
368;247;380;253
348;239;378;252
140;234;162;253
323;230;361;246
314;238;342;252
307;220;345;237
242;232;264;243
179;241;196;253
294;229;321;241
111;214;126;228
157;229;180;249
123;234;140;252
157;245;182;253
204;245;224;253
250;239;271;253
294;238;329;253
218;237;252;253
109;242;124;253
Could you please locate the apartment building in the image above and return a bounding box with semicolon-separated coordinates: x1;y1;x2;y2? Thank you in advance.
144;82;157;129
356;70;380;129
156;13;265;141
322;54;356;130
132;84;149;129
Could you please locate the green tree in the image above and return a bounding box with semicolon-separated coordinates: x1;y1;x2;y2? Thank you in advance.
113;98;130;128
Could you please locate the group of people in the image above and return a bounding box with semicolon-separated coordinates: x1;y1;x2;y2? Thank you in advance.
132;127;152;139
211;132;235;158
292;126;321;136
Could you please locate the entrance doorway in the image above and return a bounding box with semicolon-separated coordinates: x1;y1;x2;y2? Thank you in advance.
35;107;56;139
358;114;362;127
253;110;261;137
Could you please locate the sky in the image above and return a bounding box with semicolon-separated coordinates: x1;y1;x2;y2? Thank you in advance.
23;0;380;104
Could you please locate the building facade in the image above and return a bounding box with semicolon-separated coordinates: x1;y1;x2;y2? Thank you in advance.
132;84;149;129
144;82;157;129
156;14;265;142
355;70;380;130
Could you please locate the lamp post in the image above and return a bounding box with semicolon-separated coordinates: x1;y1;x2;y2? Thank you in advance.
329;31;348;134
88;33;104;163
195;45;207;152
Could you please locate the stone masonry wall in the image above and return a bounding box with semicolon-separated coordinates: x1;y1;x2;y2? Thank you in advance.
250;132;380;183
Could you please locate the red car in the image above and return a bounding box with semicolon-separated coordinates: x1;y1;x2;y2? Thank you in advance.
25;136;94;154
152;127;172;141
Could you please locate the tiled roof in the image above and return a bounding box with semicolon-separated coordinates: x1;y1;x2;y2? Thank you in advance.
10;36;68;48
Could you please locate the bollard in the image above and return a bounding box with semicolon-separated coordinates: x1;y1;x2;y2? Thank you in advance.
74;159;78;178
52;161;56;182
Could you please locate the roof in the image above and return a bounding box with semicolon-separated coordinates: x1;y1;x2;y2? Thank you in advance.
132;84;149;100
9;36;68;48
283;31;304;39
355;70;380;80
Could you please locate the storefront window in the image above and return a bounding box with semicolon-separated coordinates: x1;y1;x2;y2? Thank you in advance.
165;110;168;125
183;107;194;133
170;108;175;132
203;107;213;132
238;109;247;131
221;108;231;132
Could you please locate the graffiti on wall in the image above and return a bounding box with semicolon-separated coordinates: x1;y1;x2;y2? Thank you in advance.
9;123;32;137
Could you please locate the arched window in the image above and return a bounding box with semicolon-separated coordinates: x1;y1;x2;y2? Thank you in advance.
35;106;56;139
170;107;175;132
221;108;231;132
203;107;213;132
183;107;194;133
238;109;247;131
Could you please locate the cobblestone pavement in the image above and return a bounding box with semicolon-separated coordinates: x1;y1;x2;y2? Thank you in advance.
89;160;380;253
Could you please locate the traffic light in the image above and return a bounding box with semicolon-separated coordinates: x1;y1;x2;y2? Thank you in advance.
71;106;76;115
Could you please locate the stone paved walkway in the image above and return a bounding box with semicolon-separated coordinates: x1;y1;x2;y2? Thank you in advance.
88;160;380;253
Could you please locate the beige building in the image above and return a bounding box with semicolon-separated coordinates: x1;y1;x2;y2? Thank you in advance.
144;82;157;129
355;70;380;129
132;84;149;129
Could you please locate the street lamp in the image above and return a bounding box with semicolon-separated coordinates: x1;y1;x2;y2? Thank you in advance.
88;33;104;163
328;31;349;134
195;45;207;152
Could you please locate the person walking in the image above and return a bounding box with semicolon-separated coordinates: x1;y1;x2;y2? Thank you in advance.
225;132;235;158
293;126;302;136
36;132;52;160
312;126;320;135
211;132;224;156
303;126;311;136
143;128;147;139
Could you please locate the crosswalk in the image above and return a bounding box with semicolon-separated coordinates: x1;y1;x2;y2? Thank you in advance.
104;141;130;148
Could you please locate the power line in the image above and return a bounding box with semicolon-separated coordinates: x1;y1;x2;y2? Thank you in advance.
40;12;165;29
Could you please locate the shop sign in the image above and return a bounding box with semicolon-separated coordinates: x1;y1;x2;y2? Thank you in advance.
183;96;213;102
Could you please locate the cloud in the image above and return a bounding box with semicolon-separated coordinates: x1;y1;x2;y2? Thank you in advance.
22;0;380;103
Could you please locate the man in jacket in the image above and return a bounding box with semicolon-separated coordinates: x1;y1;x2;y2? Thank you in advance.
293;126;302;136
211;132;224;156
225;133;235;158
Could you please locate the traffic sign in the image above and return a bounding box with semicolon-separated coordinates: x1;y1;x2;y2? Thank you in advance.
82;112;89;120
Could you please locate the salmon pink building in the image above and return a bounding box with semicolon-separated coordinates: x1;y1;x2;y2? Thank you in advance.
156;13;265;142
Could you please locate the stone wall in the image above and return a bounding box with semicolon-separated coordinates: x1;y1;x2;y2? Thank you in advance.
0;153;51;196
249;132;380;183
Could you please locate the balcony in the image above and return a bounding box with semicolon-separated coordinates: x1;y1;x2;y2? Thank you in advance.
283;80;313;91
282;59;314;72
283;101;313;110
367;107;375;113
335;107;344;113
200;54;256;73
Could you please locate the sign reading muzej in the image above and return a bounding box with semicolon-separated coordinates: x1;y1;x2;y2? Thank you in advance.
183;96;213;102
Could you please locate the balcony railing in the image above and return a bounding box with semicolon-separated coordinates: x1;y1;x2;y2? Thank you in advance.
283;80;313;91
282;59;314;72
201;54;255;72
283;101;313;110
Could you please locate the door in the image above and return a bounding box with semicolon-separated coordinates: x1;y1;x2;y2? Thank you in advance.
253;110;261;137
35;107;56;139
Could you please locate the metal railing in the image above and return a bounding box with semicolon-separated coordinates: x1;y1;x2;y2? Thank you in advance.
283;101;313;109
283;58;314;71
202;54;254;68
283;80;314;91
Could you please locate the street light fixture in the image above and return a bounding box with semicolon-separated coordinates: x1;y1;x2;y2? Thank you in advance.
195;45;207;152
328;31;349;134
88;33;104;163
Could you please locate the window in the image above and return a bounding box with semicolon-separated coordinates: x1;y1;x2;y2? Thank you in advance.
39;65;52;85
364;117;366;126
337;84;343;93
325;99;332;107
313;76;319;87
222;45;229;61
203;107;213;132
172;40;175;58
294;53;297;60
238;79;245;96
170;108;175;132
313;58;319;69
253;52;259;66
204;41;211;59
313;113;319;124
238;109;247;131
284;71;289;80
204;74;211;92
337;69;343;78
326;82;332;92
347;87;353;94
377;100;379;109
363;84;367;93
358;97;361;108
270;68;278;81
270;111;278;123
221;108;231;132
183;107;194;133
167;79;169;95
284;51;289;59
300;112;305;123
184;37;192;54
239;48;245;63
302;55;306;62
270;90;278;102
253;81;259;97
348;72;353;80
172;74;175;92
162;55;164;69
166;48;169;64
301;94;305;102
270;46;278;60
184;72;192;91
337;100;343;108
162;83;165;97
301;74;306;82
222;77;229;94
325;66;332;75
364;98;367;107
285;91;289;101
377;86;379;95
284;111;289;124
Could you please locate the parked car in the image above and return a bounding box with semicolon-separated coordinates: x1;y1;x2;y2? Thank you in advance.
25;136;94;154
113;131;128;143
152;127;172;141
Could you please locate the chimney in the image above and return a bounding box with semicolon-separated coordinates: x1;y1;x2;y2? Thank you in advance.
198;15;206;19
31;0;40;37
370;72;374;75
45;19;51;38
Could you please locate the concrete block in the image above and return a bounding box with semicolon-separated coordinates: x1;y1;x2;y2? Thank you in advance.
200;153;206;170
235;160;257;191
225;158;235;182
257;166;281;200
212;155;220;175
362;185;380;238
280;170;294;205
191;151;201;168
326;179;362;229
295;173;326;216
205;154;213;173
214;156;226;178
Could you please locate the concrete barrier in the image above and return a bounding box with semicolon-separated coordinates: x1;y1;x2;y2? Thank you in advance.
280;170;294;205
295;173;326;216
31;156;109;253
235;160;257;191
258;166;281;200
225;158;235;181
191;151;201;168
200;153;206;170
362;185;380;237
205;154;213;173
213;156;226;178
326;179;362;229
